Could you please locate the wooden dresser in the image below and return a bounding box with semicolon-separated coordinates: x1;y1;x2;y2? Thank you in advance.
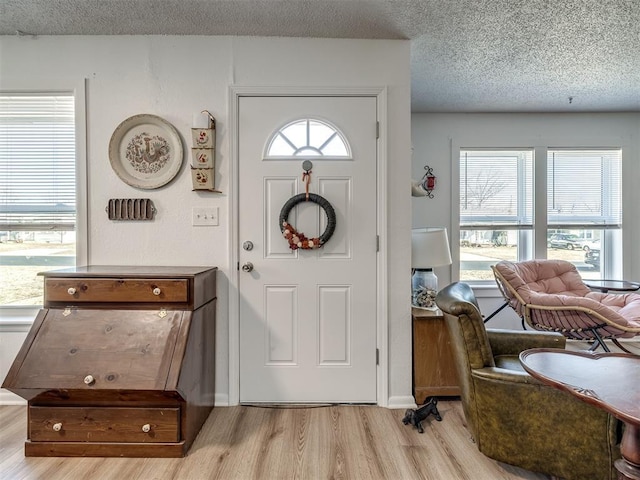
412;307;460;403
2;266;217;458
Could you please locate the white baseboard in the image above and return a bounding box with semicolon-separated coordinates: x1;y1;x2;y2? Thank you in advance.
0;389;26;406
387;395;417;410
215;394;413;409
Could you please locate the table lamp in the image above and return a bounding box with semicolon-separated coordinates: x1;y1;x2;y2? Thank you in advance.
411;227;452;309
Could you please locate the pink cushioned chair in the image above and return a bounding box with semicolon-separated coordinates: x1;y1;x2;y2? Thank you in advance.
492;259;640;353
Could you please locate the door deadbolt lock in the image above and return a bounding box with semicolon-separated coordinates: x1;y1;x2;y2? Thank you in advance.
243;241;254;251
242;262;254;273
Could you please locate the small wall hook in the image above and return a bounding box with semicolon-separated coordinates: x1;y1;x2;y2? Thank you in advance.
201;110;216;129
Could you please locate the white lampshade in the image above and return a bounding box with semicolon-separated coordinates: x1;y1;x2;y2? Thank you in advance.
411;228;452;269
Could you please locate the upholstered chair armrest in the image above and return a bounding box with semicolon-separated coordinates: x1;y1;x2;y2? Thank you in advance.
487;328;566;357
471;366;543;385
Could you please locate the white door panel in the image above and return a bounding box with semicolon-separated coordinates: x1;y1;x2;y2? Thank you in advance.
239;96;377;403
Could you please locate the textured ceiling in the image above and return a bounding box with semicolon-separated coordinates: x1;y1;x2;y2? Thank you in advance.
1;0;639;112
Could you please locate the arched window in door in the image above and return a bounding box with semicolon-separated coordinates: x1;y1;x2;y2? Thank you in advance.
265;118;351;159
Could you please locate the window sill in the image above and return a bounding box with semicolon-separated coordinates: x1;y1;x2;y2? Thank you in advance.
464;283;502;298
0;307;39;327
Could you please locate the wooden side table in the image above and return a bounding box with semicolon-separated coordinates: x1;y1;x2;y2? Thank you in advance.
412;307;460;403
584;279;640;293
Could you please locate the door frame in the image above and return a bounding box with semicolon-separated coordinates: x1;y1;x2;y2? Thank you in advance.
227;86;389;406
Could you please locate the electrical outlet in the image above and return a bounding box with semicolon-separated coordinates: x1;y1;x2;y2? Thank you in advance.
192;207;219;226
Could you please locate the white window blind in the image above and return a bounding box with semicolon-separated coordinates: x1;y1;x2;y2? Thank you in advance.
547;149;621;228
459;146;623;282
0;94;76;231
460;150;533;229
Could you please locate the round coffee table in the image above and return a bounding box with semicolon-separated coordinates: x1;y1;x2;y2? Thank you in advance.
520;349;640;480
584;279;640;294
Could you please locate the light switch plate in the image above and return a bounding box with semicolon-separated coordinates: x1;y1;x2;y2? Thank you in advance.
192;207;219;226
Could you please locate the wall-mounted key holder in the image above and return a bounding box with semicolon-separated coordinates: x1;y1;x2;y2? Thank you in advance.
192;148;214;168
191;110;220;192
191;128;215;148
190;168;217;192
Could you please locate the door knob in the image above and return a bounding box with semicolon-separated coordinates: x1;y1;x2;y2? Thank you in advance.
242;262;254;273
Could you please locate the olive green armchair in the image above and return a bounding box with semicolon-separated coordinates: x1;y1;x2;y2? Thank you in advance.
435;282;621;480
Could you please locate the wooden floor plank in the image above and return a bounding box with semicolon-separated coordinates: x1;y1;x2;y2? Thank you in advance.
0;402;550;480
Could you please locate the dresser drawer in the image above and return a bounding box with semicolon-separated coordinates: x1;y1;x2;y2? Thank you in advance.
29;406;180;443
45;278;189;303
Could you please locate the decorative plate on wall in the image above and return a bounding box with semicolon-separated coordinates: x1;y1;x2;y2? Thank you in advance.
109;114;183;189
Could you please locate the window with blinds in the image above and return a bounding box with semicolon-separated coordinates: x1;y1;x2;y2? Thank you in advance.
546;149;622;279
458;147;623;282
0;93;76;306
0;95;76;231
547;149;621;228
460;150;533;229
458;150;533;281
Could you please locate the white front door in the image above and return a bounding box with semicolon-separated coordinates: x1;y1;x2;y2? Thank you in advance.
238;96;378;403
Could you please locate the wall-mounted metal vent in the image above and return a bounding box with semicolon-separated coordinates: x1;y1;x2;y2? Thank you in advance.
106;198;156;221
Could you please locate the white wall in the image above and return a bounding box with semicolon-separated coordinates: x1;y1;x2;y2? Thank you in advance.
412;112;640;326
0;35;412;406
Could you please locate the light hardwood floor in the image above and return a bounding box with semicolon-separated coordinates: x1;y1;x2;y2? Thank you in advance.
0;400;549;480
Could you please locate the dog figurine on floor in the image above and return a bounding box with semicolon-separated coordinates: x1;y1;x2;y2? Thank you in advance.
402;396;442;433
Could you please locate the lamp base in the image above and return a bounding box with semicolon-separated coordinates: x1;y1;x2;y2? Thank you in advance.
411;268;439;309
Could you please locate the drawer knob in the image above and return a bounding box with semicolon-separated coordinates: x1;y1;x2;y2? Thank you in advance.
67;287;77;295
152;287;162;296
142;424;151;433
52;422;63;432
83;374;95;385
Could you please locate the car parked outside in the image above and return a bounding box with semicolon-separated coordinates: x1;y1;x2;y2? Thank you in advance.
548;233;583;250
582;239;600;252
585;248;600;269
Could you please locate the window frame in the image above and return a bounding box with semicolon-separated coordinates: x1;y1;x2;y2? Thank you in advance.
264;117;352;160
452;140;628;286
459;149;534;281
0;78;87;321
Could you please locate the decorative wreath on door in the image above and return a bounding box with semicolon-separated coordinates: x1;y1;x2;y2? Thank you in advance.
279;193;336;250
